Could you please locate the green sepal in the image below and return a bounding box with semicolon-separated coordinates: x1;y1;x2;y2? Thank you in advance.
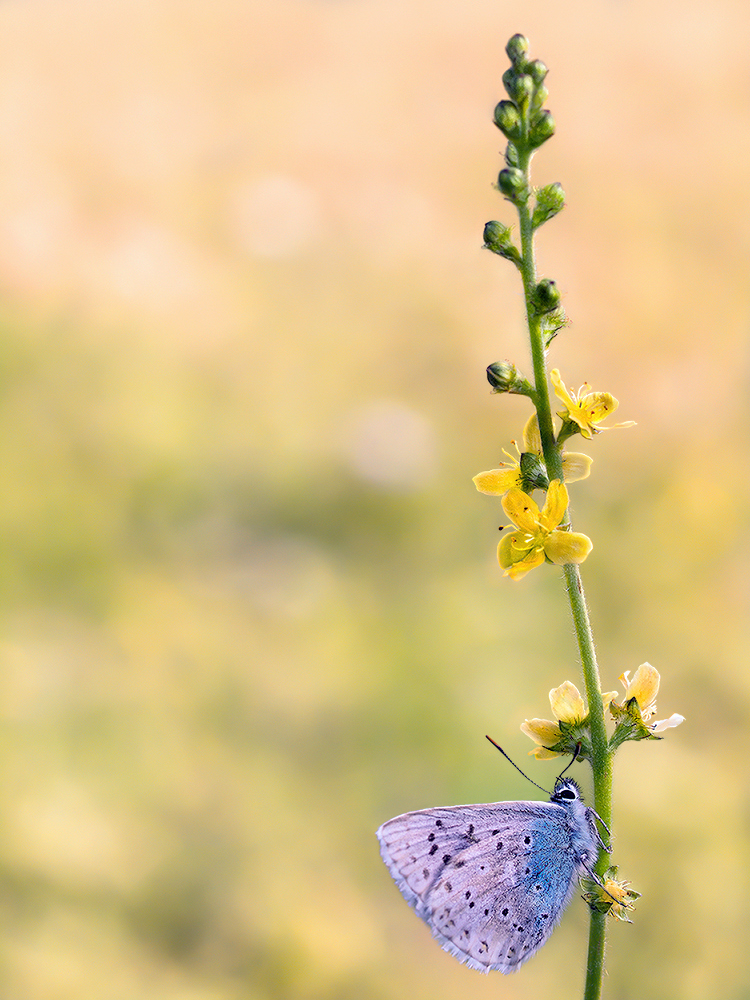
608;698;661;752
555;416;580;444
541;313;567;350
544;718;593;763
518;451;549;492
532;182;565;228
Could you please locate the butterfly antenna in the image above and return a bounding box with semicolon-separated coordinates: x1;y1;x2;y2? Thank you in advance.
485;736;550;794
555;742;582;779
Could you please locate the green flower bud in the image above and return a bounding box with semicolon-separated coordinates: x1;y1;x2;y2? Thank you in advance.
532;278;561;314
532;182;566;228
505;142;521;169
528;110;556;149
486;360;533;396
497;167;527;203
527;59;548;86
503;69;533;105
531;85;549;112
505;34;529;66
482;221;522;266
493;100;521;139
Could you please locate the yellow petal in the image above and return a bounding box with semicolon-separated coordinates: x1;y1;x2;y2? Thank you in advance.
561;452;593;483
504;553;546;580
522;412;542;454
550;369;575;409
572;418;595;439
529;745;564;759
549;681;586;723
544;530;593;565
473;468;521;495
501;488;541;532
520;718;562;745
623;662;660;718
497;537;546;579
539;480;568;530
582;391;618;425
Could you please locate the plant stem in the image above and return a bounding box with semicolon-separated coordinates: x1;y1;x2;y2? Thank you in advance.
563;562;612;1000
515;156;564;485
516;146;612;1000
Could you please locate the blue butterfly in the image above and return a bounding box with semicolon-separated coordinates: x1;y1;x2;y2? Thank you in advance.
377;767;609;973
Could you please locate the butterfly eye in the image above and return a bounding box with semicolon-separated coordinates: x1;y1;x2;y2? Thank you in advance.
557;789;575;800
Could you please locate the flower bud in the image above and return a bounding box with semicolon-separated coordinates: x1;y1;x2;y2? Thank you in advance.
528;110;556;149
482;220;522;266
532;278;562;314
502;69;534;106
531;84;549;113
486;360;533;396
532;182;565;229
527;59;548;86
493;100;521;139
497;167;527;203
505;34;529;66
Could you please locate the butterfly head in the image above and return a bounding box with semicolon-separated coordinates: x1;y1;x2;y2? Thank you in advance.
550;777;583;804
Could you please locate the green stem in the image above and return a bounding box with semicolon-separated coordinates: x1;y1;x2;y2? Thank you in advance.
515;137;612;1000
515;155;563;484
563;563;612;1000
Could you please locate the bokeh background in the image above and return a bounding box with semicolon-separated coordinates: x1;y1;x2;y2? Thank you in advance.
1;1;749;998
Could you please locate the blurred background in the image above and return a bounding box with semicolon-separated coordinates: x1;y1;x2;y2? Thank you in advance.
0;0;748;997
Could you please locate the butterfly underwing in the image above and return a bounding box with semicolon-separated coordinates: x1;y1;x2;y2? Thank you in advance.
376;777;607;973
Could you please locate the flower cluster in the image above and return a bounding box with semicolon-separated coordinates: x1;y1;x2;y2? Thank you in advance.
521;664;683;760
473;368;632;579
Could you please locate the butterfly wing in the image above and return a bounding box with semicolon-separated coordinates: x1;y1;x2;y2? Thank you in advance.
377;800;586;973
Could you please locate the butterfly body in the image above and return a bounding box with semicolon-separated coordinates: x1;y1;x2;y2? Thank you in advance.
376;777;605;973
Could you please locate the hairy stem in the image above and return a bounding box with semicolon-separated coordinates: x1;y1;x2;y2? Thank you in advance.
515;144;611;1000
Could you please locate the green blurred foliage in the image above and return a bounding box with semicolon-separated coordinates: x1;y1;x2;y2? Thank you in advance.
0;1;749;998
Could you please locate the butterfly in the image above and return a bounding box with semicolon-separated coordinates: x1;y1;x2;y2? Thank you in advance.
376;764;609;973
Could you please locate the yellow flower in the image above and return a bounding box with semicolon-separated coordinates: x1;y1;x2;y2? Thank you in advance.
498;480;592;579
603;878;640;921
521;413;593;484
521;681;615;759
619;662;659;720
551;369;635;439
473;415;592;498
582;867;641;922
618;663;685;732
521;680;586;759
